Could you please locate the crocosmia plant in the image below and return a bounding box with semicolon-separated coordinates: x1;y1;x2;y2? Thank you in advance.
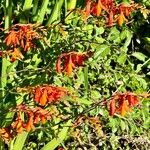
0;0;150;149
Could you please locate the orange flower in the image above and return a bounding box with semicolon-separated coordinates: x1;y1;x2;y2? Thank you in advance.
109;98;116;116
4;30;19;46
11;104;51;133
117;11;126;26
119;3;133;17
4;24;39;53
127;94;139;106
97;0;103;16
116;95;130;116
108;10;114;27
0;51;5;57
109;92;139;117
90;0;104;17
34;115;40;124
25;113;35;132
39;89;48;106
56;52;88;76
41;115;46;124
117;100;130;116
65;55;74;76
9;48;24;62
56;56;62;73
86;0;91;17
0;128;12;143
33;85;68;105
34;87;42;103
12;116;24;133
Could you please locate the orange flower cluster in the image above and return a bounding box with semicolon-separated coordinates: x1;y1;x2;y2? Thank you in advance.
34;85;68;106
56;52;89;76
0;127;13;143
11;104;51;133
4;24;39;62
109;92;139;117
0;105;51;142
85;0;136;26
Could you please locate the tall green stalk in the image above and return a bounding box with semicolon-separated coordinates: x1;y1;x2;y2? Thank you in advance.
46;0;64;25
67;0;77;10
20;0;33;23
32;0;39;21
36;0;49;24
4;0;12;30
84;67;89;98
32;0;39;15
65;0;77;24
1;0;12;98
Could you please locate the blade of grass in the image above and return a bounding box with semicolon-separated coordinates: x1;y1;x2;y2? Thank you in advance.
4;0;12;30
11;131;28;150
64;0;67;18
36;0;49;24
41;119;72;150
84;66;89;98
1;0;12;98
46;0;64;25
0;58;9;98
20;0;33;23
32;0;39;22
67;0;77;10
0;139;4;150
32;0;39;15
65;0;77;24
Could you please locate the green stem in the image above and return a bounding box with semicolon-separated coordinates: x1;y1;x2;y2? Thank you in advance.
0;138;4;150
32;0;39;15
65;0;77;24
1;0;12;98
36;0;49;24
20;0;33;23
32;0;40;22
4;0;12;30
46;0;64;25
67;0;77;10
84;66;89;98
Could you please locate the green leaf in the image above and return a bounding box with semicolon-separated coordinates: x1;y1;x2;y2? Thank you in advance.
91;90;101;99
20;0;33;23
135;76;147;89
95;37;105;43
144;37;150;44
120;120;126;131
109;118;118;133
136;64;142;73
0;58;10;98
46;0;64;25
2;112;15;127
12;131;28;150
93;45;110;59
78;98;92;105
132;52;147;62
82;25;93;35
123;31;132;49
0;138;4;150
41;120;72;150
107;27;120;43
117;53;127;65
95;26;104;35
67;0;77;10
120;30;128;40
36;0;49;24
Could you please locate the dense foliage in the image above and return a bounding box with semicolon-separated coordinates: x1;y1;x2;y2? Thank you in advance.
0;0;150;149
